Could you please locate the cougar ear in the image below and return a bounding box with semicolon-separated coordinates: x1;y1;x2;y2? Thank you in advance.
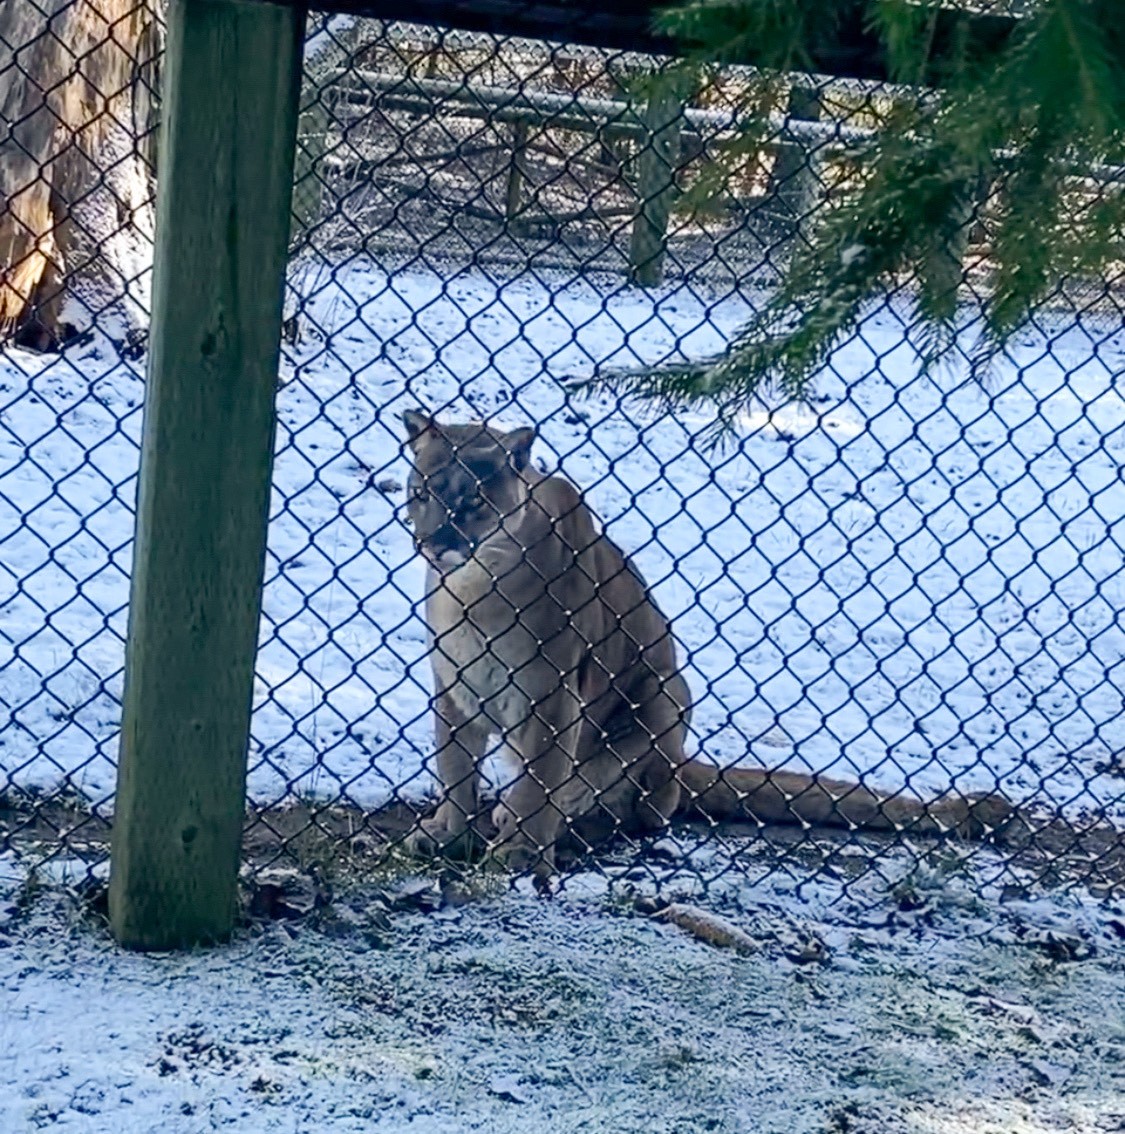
402;409;435;448
504;426;536;472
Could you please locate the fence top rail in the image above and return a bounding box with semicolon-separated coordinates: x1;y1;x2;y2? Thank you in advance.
326;64;1125;184
329;68;879;147
261;0;1019;87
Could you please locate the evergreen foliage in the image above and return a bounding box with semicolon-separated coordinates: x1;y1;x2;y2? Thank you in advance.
587;1;1125;434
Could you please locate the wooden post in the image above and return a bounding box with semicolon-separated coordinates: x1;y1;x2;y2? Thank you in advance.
424;34;442;79
108;0;305;951
923;178;981;315
292;99;324;249
504;119;529;225
292;17;352;247
968;172;992;247
763;83;824;264
628;76;686;288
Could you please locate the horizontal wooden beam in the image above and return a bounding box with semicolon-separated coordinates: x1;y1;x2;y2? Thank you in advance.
261;0;1019;86
330;69;875;146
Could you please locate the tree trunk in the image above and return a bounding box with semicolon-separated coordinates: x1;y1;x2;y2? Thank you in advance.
0;0;162;350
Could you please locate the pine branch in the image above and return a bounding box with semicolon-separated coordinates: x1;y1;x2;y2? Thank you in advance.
582;0;1125;430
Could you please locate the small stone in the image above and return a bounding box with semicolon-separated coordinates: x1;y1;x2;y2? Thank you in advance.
488;1074;529;1104
1025;1058;1072;1087
373;477;402;494
785;938;830;965
1024;930;1095;963
440;881;476;908
1000;884;1031;903
387;878;443;912
646;838;679;863
893;884;927;912
365;904;393;931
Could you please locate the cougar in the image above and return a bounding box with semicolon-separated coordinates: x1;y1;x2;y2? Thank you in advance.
401;410;1011;878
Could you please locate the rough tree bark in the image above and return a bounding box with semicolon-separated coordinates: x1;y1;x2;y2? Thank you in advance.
0;0;163;350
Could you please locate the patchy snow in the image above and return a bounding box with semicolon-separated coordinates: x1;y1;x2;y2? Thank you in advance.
1;257;1124;824
2;850;1124;1133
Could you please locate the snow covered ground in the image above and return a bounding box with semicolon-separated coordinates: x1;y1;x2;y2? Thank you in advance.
1;256;1124;826
4;267;1125;1133
3;849;1124;1133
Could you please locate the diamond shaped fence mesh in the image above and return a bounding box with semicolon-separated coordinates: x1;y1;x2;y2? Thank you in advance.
2;6;1124;910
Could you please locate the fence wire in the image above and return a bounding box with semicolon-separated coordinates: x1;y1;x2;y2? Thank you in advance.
1;7;1124;907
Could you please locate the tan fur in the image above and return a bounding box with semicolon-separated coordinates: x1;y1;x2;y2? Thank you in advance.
401;412;1012;877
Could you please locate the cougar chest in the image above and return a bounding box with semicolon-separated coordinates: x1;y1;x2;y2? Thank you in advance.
426;568;528;730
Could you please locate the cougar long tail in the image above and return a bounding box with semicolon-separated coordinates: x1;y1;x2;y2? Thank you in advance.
673;759;1013;841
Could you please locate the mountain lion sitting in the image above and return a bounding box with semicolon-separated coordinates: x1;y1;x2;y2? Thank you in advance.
401;410;1011;879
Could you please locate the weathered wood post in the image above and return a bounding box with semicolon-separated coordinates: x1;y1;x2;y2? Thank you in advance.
292;15;358;249
763;82;824;267
628;73;687;288
504;119;530;226
923;185;975;316
924;170;993;310
109;0;305;950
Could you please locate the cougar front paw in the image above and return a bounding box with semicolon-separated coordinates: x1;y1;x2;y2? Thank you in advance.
406;809;483;860
488;800;557;881
488;836;551;876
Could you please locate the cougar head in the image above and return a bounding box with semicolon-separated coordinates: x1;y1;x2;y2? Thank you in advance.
401;410;535;570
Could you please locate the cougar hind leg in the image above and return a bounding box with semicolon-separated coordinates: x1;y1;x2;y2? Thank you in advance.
564;688;687;859
625;670;690;835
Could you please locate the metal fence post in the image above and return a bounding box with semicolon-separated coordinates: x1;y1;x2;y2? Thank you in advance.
108;0;305;951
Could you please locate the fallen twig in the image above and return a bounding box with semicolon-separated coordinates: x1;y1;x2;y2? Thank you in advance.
653;902;758;954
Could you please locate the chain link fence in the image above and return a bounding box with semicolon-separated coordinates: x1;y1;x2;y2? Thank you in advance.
2;6;1124;909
